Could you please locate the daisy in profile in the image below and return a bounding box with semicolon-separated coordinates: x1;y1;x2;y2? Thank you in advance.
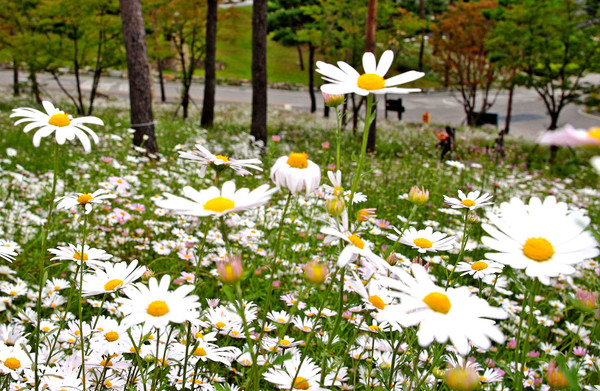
116;275;201;330
444;190;493;210
178;144;263;177
0;243;17;263
10;101;104;152
264;355;325;390
56;189;116;214
455;260;503;280
48;244;112;267
388;226;455;254
154;180;277;217
270;152;321;195
380;264;507;355
481;196;599;285
322;224;388;270
81;259;147;296
539;125;600;146
316;50;424;96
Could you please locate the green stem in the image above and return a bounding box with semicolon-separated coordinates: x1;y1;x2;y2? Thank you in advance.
514;278;539;390
319;267;346;385
445;209;470;289
335;106;343;170
235;282;259;391
78;213;89;391
34;142;60;391
348;94;374;218
194;223;210;292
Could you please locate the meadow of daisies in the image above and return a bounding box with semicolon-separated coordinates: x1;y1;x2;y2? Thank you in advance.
0;53;600;391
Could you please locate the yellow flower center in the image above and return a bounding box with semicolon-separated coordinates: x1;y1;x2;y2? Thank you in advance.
193;347;207;356
203;197;235;213
147;300;169;317
223;264;236;282
357;73;385;91
587;127;600;142
279;339;291;346
104;279;124;291
423;292;452;314
216;322;226;329
4;357;21;370
105;331;119;342
10;291;17;296
413;238;433;249
460;199;476;207
471;261;488;271
100;359;113;367
523;237;554;262
293;377;309;390
214;154;229;162
287;152;309;169
105;380;113;387
195;332;204;339
77;193;94;204
48;113;70;127
368;295;387;310
73;252;89;261
333;186;343;196
347;234;365;249
368;325;380;332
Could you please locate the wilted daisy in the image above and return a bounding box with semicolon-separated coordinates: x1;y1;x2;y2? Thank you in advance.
178;144;263;177
389;226;455;254
455;260;504;280
380;264;507;355
316;50;424;96
444;190;493;210
56;189;116;214
10;101;103;152
81;259;147;296
116;275;201;330
270;152;321;195
155;180;277;217
49;244;112;267
481;196;599;285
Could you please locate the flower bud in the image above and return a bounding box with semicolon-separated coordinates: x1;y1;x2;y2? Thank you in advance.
445;366;480;391
217;254;243;283
546;361;570;389
303;260;328;284
326;197;345;216
575;288;597;309
386;252;398;266
322;92;345;108
142;269;155;281
408;186;429;205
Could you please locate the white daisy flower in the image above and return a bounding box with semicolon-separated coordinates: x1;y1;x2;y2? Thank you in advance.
322;226;388;270
81;259;146;296
379;264;507;355
89;317;131;355
270;152;321;195
388;226;455;254
116;275;201;330
264;355;325;390
56;189;116;214
481;196;599;285
445;160;465;170
316;50;424;96
0;344;32;380
0;243;17;263
455;260;504;280
154;180;277;217
443;190;493;210
178;144;263;177
10;101;104;152
48;244;112;267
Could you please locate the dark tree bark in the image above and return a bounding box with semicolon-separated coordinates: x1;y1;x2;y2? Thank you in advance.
201;0;218;128
251;0;268;146
120;0;158;155
418;0;425;70
12;57;19;96
28;67;42;105
157;60;166;102
365;0;377;154
297;45;304;71
308;43;316;113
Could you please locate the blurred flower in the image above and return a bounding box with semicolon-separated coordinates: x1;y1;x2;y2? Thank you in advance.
575;289;597;309
322;92;345;107
444;190;493;210
317;50;424;96
303;260;328;284
56;189;116;215
546;360;570;389
155;180;277;217
217;254;243;283
539;125;600;146
270;152;321;195
446;160;465;170
178;144;262;177
272;135;281;142
0;243;17;263
325;197;345;217
482;196;599;285
444;356;480;391
408;186;429;205
10;101;103;152
357;208;376;222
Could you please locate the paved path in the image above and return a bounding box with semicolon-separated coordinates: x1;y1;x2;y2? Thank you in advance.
1;69;598;141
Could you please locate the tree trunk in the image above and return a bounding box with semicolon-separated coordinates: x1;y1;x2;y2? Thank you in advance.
120;0;158;155
251;0;268;146
418;0;425;70
12;58;19;96
297;45;304;71
324;105;330;118
504;83;514;135
157;60;166;102
73;31;85;115
201;0;218;128
365;0;377;153
28;67;42;105
308;43;316;113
